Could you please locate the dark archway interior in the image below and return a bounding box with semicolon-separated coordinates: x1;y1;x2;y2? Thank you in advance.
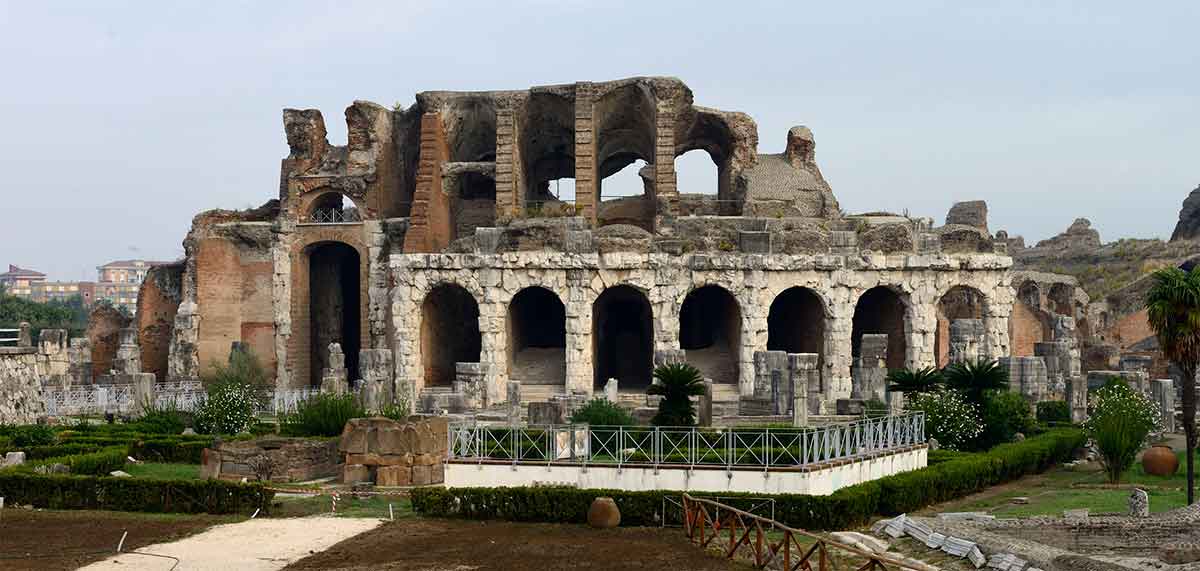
521;93;576;209
308;242;361;386
596;84;656;231
451;171;496;239
1048;284;1072;317
675;110;740;215
851;287;908;371
507;287;566;385
421;284;482;387
767;287;826;360
935;286;985;367
593;285;653;389
679;286;741;384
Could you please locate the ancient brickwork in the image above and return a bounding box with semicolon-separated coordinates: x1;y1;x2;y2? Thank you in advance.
135;262;184;381
87;304;131;378
403;113;450;253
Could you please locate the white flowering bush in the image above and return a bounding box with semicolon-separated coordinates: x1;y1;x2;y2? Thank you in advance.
1085;380;1161;483
905;388;982;451
194;381;258;435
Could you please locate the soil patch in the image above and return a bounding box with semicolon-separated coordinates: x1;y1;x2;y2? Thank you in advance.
0;509;231;571
285;517;740;570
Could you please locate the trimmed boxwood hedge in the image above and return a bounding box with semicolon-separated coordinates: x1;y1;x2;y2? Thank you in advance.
412;428;1084;530
21;446;129;476
0;473;273;514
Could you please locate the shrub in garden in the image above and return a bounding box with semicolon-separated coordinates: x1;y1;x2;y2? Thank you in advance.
904;388;981;451
647;363;706;426
134;401;191;435
943;359;1009;406
568;398;635;426
0;424;57;447
977;391;1036;450
1085;380;1161;483
204;349;271;396
1036;400;1071;424
280;393;366;437
885;366;944;395
194;381;258;435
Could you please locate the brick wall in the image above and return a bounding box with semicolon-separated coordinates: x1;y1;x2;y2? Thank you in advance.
1009;300;1049;357
573;82;597;223
87;305;130;378
135;263;183;381
288;227;369;388
194;237;276;378
402;113;450;253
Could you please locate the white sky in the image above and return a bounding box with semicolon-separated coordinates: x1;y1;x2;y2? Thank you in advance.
1;1;1197;280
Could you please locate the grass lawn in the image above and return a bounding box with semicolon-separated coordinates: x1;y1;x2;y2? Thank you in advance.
271;493;414;519
123;462;201;480
925;449;1194;518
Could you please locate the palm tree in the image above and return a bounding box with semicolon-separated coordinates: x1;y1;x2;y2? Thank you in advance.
1145;266;1200;505
943;359;1009;406
886;366;945;395
647;363;707;426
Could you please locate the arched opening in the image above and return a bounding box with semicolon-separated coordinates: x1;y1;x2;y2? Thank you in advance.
507;287;566;386
673;149;722;216
521;92;576;216
420;283;481;387
935;286;986;367
307;242;361;386
446;98;498;239
306;192;360;223
852;287;908;371
1048;284;1072;316
679;285;741;384
767;287;826;360
593;285;653;390
595;84;656;231
1010;281;1050;356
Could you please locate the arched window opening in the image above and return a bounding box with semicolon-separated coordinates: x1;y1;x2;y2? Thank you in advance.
935;286;986;367
507;287;566;386
308;193;359;224
767;287;826;359
307;242;361;385
851;287;908;371
421;284;481;387
674;149;723;216
679;286;741;384
593;285;653;390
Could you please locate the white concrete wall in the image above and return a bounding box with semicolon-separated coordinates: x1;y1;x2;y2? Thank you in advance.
444;446;926;495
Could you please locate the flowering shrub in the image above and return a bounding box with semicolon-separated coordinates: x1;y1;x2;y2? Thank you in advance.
905;388;982;451
194;381;258;435
1085;380;1161;483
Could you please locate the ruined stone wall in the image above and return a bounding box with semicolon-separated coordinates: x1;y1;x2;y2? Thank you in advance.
0;349;45;423
87;305;131;379
135;262;184;381
389;251;1011;406
193;225;276;377
402;113;450;253
1009;300;1050;357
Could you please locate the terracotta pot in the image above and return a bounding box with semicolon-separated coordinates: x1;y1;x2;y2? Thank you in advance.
1142;444;1179;477
587;497;621;529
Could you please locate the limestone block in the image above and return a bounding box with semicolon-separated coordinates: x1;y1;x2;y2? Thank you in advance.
376;465;411;487
604;378;619;402
739;231;770;254
342;464;370;484
411;464;432;486
3;451;26;467
1128;488;1149;517
375;426;405;455
529;401;566;425
430;462;445;484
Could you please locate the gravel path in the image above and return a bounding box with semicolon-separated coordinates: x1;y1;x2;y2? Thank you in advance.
78;516;383;571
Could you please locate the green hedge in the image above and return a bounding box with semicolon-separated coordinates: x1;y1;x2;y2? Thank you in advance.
413;428;1084;530
128;439;210;464
23;446;128;476
0;473;273;514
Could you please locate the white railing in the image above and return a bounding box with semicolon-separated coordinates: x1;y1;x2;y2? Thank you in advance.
448;413;925;470
42;383;325;418
0;328;19;346
153;381;205;411
259;387;322;415
44;385;135;416
308;208;360;224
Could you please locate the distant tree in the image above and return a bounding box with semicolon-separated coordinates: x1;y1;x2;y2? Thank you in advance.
1145;266;1200;504
647;363;706;426
886;366;944;395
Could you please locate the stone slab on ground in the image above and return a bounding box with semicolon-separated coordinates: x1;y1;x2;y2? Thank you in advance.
79;515;382;571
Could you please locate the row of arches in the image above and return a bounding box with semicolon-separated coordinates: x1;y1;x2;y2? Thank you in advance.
414;282;983;392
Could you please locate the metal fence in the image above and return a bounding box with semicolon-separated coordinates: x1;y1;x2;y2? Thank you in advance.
447;413;924;470
0;328;19;346
44;385;135;416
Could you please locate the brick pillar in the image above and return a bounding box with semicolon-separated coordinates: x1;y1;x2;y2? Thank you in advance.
653;94;678;228
403;113;450;253
494;104;520;221
573;82;597;225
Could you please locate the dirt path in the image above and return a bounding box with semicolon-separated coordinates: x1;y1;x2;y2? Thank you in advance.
80;516;383;571
285;517;740;570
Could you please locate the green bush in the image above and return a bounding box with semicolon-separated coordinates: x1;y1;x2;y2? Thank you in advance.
905;389;981;451
1085;381;1160;483
413;428;1084;529
1036;401;1071;424
977;391;1036;450
377;402;411;423
20;446;128;476
0;473;272;514
568;398;635;426
0;424;57;447
648;363;705;426
129;438;212;464
194;382;258;435
134;401;192;435
281;393;366;437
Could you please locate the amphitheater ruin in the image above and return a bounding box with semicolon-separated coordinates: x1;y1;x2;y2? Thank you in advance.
4;76;1181;427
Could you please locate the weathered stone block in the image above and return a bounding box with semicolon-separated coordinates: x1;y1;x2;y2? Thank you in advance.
342;464;370;484
199;448;220;480
411;464;432;486
739;231;770;254
376;465;411;487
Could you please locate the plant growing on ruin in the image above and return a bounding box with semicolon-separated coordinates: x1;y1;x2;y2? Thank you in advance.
569;398;635;426
248;453;279;482
885;366;944;395
943;359;1009;406
647;363;706;427
281;393;366;437
904;388;982;452
1145;265;1200;502
1085;380;1160;484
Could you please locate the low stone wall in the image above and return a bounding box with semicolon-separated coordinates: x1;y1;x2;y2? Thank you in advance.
338;416;449;487
979;504;1200;557
0;348;45;424
202;437;340;482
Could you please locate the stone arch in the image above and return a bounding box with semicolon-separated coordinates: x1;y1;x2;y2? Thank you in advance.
506;286;566;386
767;286;829;361
1048;283;1072;316
521;92;576;211
851;286;910;371
675;109;741;215
593;284;654;390
304;241;362;385
678;285;742;384
420;282;482;387
595;83;657;231
299;189;366;223
934;285;987;367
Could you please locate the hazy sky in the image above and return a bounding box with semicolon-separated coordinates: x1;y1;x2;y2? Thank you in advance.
2;1;1197;281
